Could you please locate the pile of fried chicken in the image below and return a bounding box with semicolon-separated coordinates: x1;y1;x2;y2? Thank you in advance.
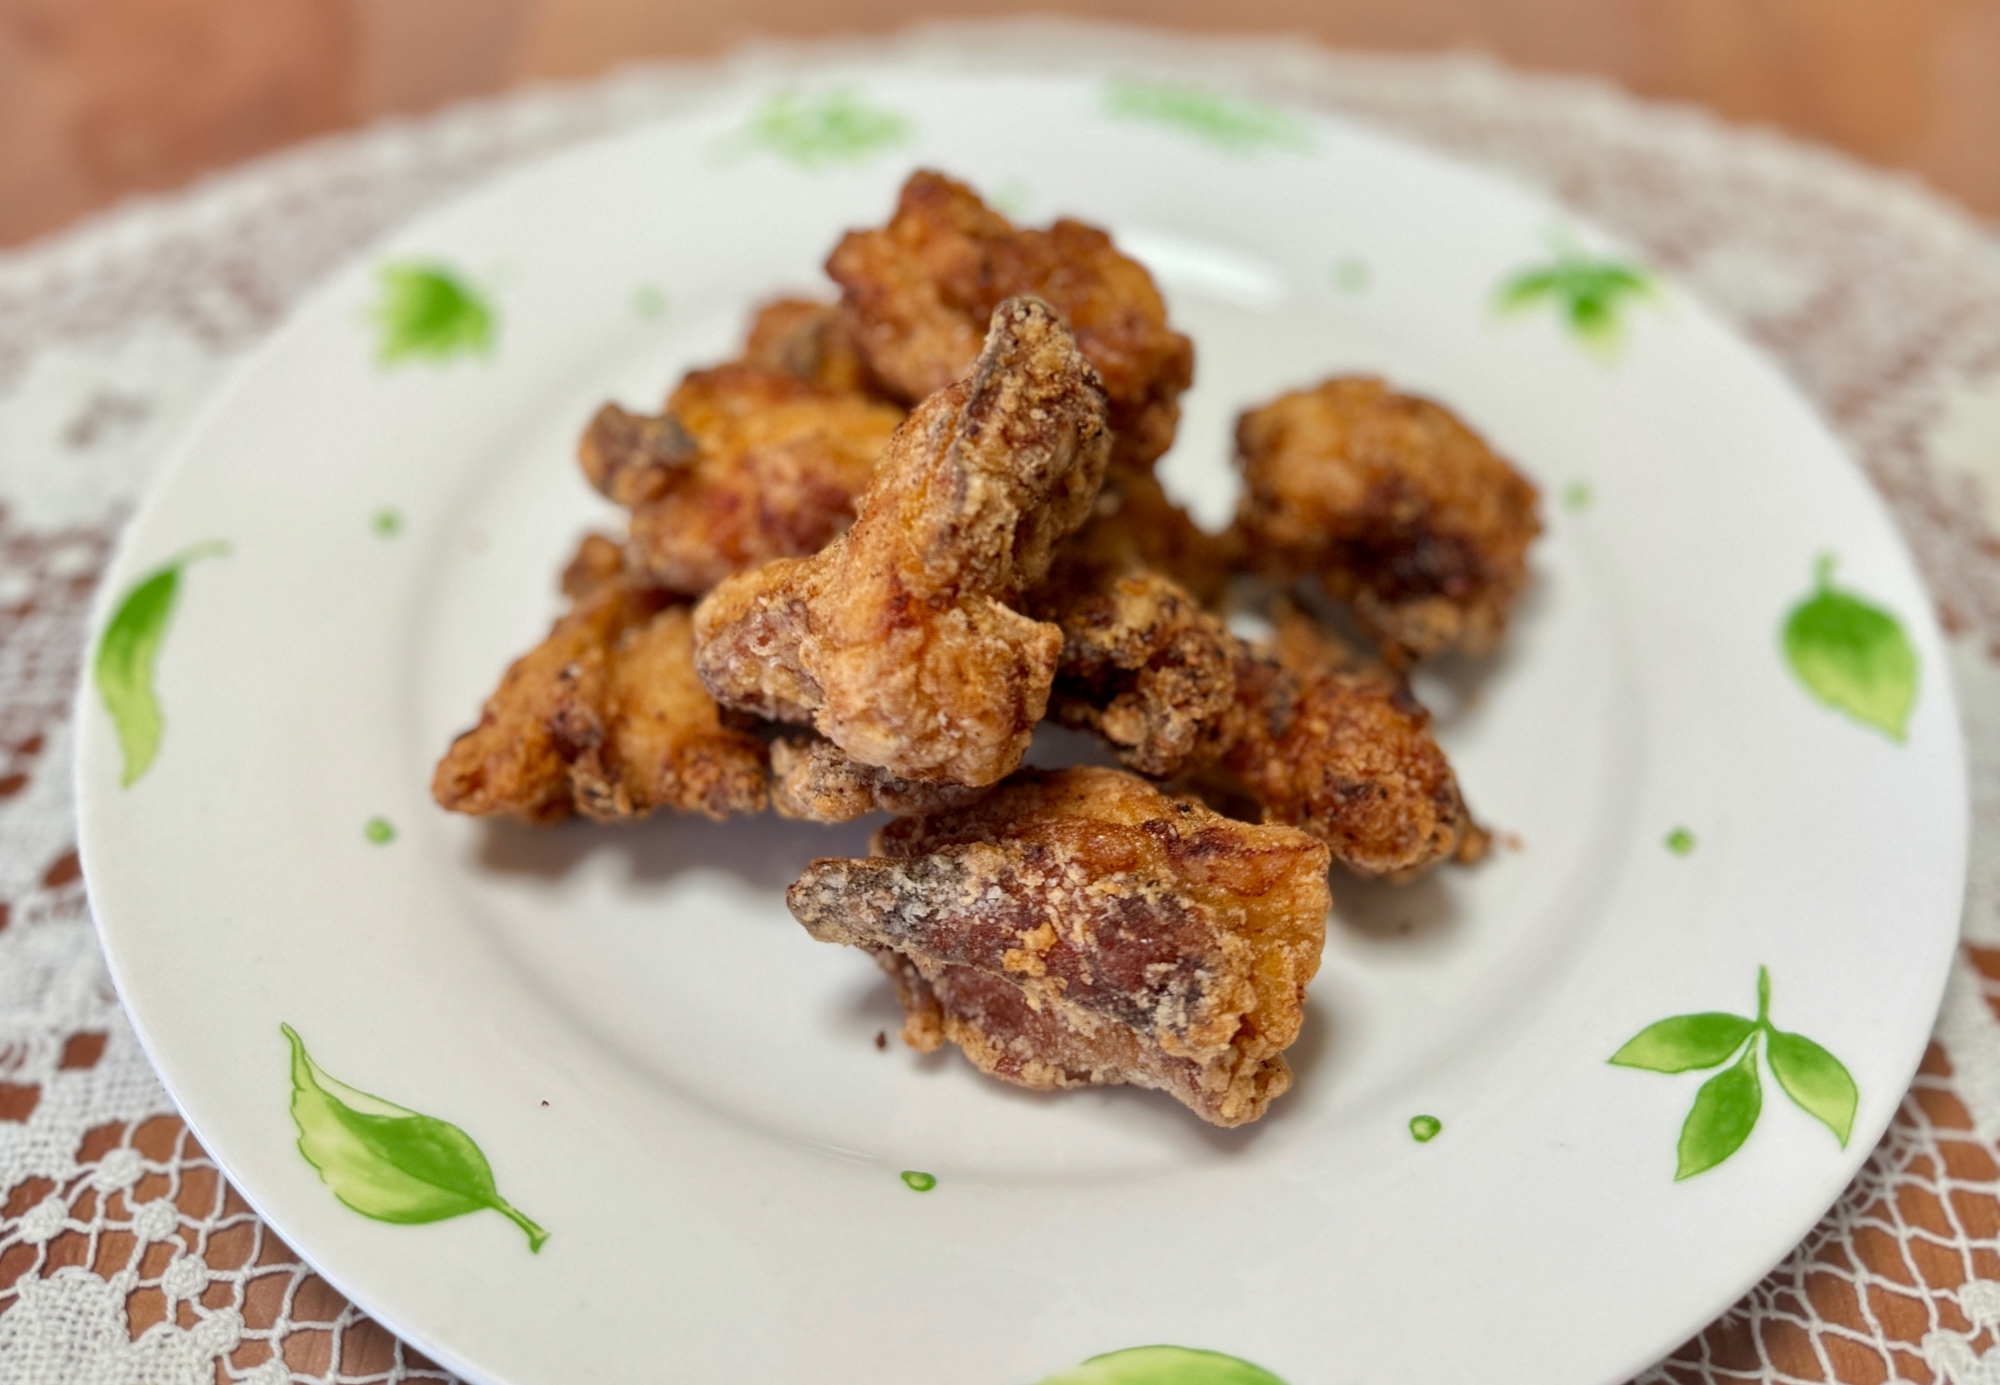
433;171;1541;1128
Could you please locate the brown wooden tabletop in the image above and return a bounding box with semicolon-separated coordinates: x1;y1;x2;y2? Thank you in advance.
4;0;1999;252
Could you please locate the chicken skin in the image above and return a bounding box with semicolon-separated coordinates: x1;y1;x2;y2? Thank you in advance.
1232;377;1541;659
828;170;1193;477
432;534;769;823
693;297;1111;788
787;767;1330;1127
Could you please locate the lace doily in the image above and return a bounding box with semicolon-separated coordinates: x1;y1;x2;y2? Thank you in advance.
4;22;2000;1384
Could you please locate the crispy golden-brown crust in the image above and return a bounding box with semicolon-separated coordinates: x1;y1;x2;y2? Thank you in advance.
768;735;991;823
827;170;1193;476
740;295;881;396
693;297;1111;787
580;362;904;596
786;767;1330;1126
1035;571;1240;779
1232;377;1541;658
431;535;769;823
1209;609;1483;877
1049;467;1237;608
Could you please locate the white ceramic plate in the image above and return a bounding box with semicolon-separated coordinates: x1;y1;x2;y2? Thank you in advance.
78;68;1967;1385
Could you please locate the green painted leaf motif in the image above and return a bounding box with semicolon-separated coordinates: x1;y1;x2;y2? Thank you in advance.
1497;252;1656;356
372;263;494;365
1676;1044;1763;1181
1034;1346;1289;1385
282;1024;547;1251
1766;1028;1858;1146
1102;79;1312;155
1782;555;1918;741
1611;1012;1756;1073
94;541;228;787
731;87;911;170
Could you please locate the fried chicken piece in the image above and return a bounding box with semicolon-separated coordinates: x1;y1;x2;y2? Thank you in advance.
1052;467;1236;607
740;295;880;395
828;170;1193;476
787;767;1330;1127
1233;377;1541;659
1035;571;1239;779
432;534;769;823
579;362;904;595
1208;608;1484;877
694;297;1111;787
768;735;991;823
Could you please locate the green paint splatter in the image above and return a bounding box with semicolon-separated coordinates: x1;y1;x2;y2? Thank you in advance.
1332;257;1370;292
371;262;494;366
1611;967;1857;1180
899;1169;936;1192
1035;1346;1289;1384
1782;554;1918;742
1408;1114;1443;1143
1497;245;1657;357
94;540;229;787
365;817;396;845
1665;827;1695;856
723;87;911;170
632;285;668;320
1562;480;1593;511
282;1023;547;1251
371;508;402;537
1103;78;1312;155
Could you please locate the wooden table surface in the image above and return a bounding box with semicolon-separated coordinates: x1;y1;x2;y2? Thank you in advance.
3;0;1998;251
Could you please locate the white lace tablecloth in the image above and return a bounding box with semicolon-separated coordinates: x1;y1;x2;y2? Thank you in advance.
4;22;2000;1385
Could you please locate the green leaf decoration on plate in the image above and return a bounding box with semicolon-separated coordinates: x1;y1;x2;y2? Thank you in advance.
1496;246;1657;357
1102;79;1312;156
282;1023;547;1251
1765;1029;1859;1146
1034;1346;1289;1385
1611;967;1857;1180
726;87;911;170
94;540;228;787
1677;1045;1763;1180
1611;1013;1755;1073
1781;554;1918;741
372;262;495;366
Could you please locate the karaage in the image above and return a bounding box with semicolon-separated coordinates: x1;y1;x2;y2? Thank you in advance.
827;170;1193;476
787;767;1330;1127
1232;377;1541;659
739;295;880;396
768;735;990;823
432;534;769;823
580;361;904;596
1035;570;1240;779
693;296;1111;787
1207;607;1485;878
